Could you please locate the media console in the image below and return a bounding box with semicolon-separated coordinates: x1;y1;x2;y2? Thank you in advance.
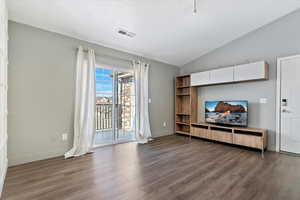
190;122;267;157
175;66;269;157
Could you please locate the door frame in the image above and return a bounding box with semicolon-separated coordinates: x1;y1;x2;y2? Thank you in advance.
276;54;300;152
93;64;137;148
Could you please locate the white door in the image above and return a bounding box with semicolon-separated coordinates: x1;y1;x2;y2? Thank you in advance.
280;56;300;154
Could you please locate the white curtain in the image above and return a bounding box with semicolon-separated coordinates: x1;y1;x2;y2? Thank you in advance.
133;61;152;143
65;46;96;158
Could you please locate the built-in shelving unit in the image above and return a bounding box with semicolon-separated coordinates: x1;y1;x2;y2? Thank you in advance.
175;75;197;136
175;75;190;135
175;62;269;157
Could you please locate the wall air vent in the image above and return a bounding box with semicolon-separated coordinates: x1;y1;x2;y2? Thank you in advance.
117;29;136;38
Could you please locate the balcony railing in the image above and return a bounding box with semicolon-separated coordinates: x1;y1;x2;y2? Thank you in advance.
96;103;112;131
96;103;134;131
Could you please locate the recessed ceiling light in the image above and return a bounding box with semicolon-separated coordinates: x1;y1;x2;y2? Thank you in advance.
118;28;136;38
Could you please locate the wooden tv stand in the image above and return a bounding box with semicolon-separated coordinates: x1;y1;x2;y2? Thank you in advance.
190;122;267;157
175;75;268;157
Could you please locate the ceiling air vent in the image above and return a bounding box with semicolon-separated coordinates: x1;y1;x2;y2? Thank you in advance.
118;28;136;38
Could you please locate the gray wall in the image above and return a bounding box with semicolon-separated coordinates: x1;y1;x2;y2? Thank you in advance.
181;9;300;151
8;21;179;166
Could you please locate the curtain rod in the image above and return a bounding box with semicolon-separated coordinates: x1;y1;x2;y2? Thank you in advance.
76;47;138;63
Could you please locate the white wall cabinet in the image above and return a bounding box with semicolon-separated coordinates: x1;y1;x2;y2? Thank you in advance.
210;67;234;84
191;71;210;86
190;61;268;87
0;0;8;197
234;61;268;81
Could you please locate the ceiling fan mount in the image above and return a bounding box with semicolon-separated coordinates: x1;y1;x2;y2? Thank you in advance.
193;0;197;14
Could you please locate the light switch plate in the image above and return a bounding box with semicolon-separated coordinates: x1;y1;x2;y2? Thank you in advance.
163;122;167;127
260;98;267;104
62;133;68;141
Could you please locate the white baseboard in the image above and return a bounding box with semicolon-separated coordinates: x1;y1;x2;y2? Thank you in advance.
152;130;173;138
8;148;67;167
0;157;8;198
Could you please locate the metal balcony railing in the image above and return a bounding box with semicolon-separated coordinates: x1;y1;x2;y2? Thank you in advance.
96;104;112;131
95;103;134;131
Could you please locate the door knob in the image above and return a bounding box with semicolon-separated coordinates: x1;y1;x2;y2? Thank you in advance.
282;99;288;106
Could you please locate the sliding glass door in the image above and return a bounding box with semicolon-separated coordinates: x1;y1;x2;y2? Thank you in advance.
94;66;136;147
115;71;136;143
94;67;114;146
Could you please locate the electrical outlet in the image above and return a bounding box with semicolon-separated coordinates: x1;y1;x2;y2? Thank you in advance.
163;122;167;127
148;98;152;103
260;98;267;104
62;133;68;141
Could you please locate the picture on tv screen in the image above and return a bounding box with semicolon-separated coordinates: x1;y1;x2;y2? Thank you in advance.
205;101;248;126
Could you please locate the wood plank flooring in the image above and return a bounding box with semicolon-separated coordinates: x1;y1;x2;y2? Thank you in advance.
2;135;300;200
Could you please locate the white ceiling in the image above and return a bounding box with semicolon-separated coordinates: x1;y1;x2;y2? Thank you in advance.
7;0;300;66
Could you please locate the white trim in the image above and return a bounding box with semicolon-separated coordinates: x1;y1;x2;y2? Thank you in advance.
0;158;7;197
95;63;134;73
0;134;7;150
0;0;8;197
93;139;136;149
93;65;137;147
276;58;281;152
92;56;97;154
95;64;113;70
276;54;300;152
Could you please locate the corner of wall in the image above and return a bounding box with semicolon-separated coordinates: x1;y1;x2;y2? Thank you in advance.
0;157;7;197
0;0;8;196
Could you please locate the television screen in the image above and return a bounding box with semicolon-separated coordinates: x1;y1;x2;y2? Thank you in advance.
205;101;248;127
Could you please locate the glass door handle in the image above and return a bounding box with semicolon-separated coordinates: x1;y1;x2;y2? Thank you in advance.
281;99;287;106
282;108;291;113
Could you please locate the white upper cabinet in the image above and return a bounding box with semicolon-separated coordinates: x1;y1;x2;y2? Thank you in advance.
191;71;210;86
190;61;268;87
210;67;234;84
234;61;268;81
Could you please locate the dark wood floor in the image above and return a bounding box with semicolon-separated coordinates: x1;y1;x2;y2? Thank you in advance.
2;135;300;200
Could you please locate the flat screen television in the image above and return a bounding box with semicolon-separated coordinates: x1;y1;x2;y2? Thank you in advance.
205;101;248;127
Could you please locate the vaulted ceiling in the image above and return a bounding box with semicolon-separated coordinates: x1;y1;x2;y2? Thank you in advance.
7;0;300;66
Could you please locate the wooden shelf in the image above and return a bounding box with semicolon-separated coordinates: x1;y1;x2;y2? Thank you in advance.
190;122;267;156
176;122;190;125
176;74;190;78
175;75;197;136
191;122;232;131
191;122;266;133
176;113;190;116
177;86;190;89
176;130;190;135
